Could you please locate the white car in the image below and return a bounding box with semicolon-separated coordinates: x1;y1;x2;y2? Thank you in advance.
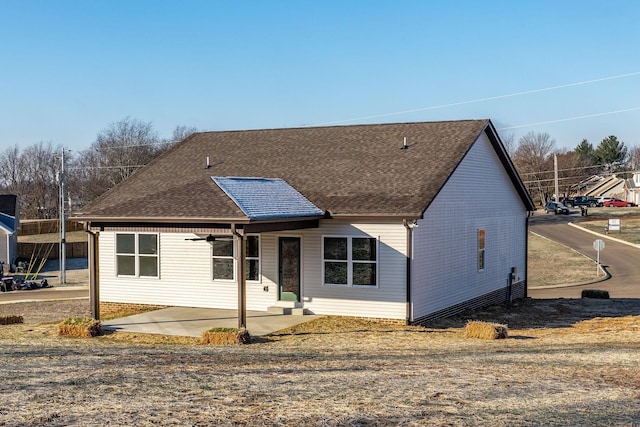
597;196;614;206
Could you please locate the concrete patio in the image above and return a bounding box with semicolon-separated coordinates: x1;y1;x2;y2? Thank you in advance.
102;306;321;337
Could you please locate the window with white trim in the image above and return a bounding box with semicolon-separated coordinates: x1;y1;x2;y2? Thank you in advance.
477;229;485;271
210;236;261;281
323;236;377;287
246;235;260;281
116;233;158;278
212;237;234;281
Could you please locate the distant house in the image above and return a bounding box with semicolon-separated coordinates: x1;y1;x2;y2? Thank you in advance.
0;195;19;273
624;172;640;205
75;120;535;324
584;174;625;199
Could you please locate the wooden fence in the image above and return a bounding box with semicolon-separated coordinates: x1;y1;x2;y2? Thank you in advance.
19;219;84;236
17;242;88;260
18;219;88;261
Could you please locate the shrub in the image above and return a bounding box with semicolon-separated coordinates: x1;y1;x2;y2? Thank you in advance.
581;289;610;299
58;317;103;338
464;320;508;339
0;315;24;325
201;327;251;345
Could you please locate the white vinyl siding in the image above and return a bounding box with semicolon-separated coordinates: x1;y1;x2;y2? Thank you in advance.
322;236;378;287
115;233;158;278
293;220;407;320
411;132;528;321
98;220;408;319
100;232;239;309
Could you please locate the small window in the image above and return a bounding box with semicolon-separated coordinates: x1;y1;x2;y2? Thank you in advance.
323;236;377;287
478;229;485;271
210;236;261;281
246;235;260;281
116;233;158;278
212;238;234;281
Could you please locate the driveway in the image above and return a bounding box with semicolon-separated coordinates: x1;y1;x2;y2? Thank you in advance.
529;212;640;299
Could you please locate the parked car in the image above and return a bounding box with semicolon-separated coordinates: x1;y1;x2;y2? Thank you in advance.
562;196;599;207
597;196;614;206
603;198;636;207
544;201;570;214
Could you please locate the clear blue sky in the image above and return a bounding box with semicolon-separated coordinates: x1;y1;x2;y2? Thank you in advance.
1;0;639;152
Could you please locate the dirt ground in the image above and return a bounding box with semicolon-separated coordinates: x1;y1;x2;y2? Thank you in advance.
1;297;639;426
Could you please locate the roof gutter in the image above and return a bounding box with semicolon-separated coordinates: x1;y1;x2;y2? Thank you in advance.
403;219;417;324
71;215;325;224
84;222;100;320
231;223;247;330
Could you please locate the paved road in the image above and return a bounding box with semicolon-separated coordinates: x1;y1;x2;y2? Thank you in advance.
529;210;640;299
0;286;88;304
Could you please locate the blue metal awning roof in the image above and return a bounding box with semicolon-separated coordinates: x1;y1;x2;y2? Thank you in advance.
212;177;324;221
0;213;15;234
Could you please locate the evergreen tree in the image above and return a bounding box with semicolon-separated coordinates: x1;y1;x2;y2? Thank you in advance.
595;135;627;171
574;139;597;165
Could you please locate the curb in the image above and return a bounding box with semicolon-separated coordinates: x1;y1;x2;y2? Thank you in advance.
528;228;611;290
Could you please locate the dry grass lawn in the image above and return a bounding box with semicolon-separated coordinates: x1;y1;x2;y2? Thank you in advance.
580;217;640;245
527;232;599;287
0;223;638;425
1;298;639;426
18;230;87;243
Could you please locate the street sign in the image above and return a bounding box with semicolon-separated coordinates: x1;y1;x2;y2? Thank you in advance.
593;239;605;277
608;218;621;231
593;239;605;251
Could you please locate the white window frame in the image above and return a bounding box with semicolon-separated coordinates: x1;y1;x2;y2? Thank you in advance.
245;234;261;283
115;232;159;278
477;229;485;271
211;236;236;282
210;235;261;282
322;235;379;288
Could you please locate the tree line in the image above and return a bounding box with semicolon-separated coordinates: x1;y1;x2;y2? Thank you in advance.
0;119;637;219
0;117;196;219
508;131;638;205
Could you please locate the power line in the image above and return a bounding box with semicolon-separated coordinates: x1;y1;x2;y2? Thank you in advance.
312;71;640;126
498;107;640;131
517;164;607;176
522;175;603;185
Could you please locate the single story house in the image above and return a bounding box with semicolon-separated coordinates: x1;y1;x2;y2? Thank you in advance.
624;172;640;205
0;194;19;274
75;120;535;325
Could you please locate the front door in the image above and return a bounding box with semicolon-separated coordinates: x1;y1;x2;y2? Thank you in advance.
278;237;300;302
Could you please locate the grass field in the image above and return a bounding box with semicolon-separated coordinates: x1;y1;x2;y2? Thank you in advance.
527;232;599;287
1;297;639;425
1;223;639;425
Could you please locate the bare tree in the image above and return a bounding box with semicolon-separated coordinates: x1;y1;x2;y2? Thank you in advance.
500;132;516;157
554;149;589;196
94;117;160;186
512;132;556;205
67;117;162;206
626;145;640;171
0;145;24;193
170;125;198;145
0;142;60;218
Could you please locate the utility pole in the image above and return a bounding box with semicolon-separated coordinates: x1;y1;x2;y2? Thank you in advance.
554;154;559;202
59;148;66;284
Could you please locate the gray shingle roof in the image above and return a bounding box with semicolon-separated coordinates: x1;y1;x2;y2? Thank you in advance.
77;120;533;221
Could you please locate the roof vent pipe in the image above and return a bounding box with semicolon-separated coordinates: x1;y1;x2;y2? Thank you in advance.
401;137;408;150
205;156;210;169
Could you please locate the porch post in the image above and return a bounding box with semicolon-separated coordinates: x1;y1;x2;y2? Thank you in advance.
88;230;100;320
234;227;247;329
